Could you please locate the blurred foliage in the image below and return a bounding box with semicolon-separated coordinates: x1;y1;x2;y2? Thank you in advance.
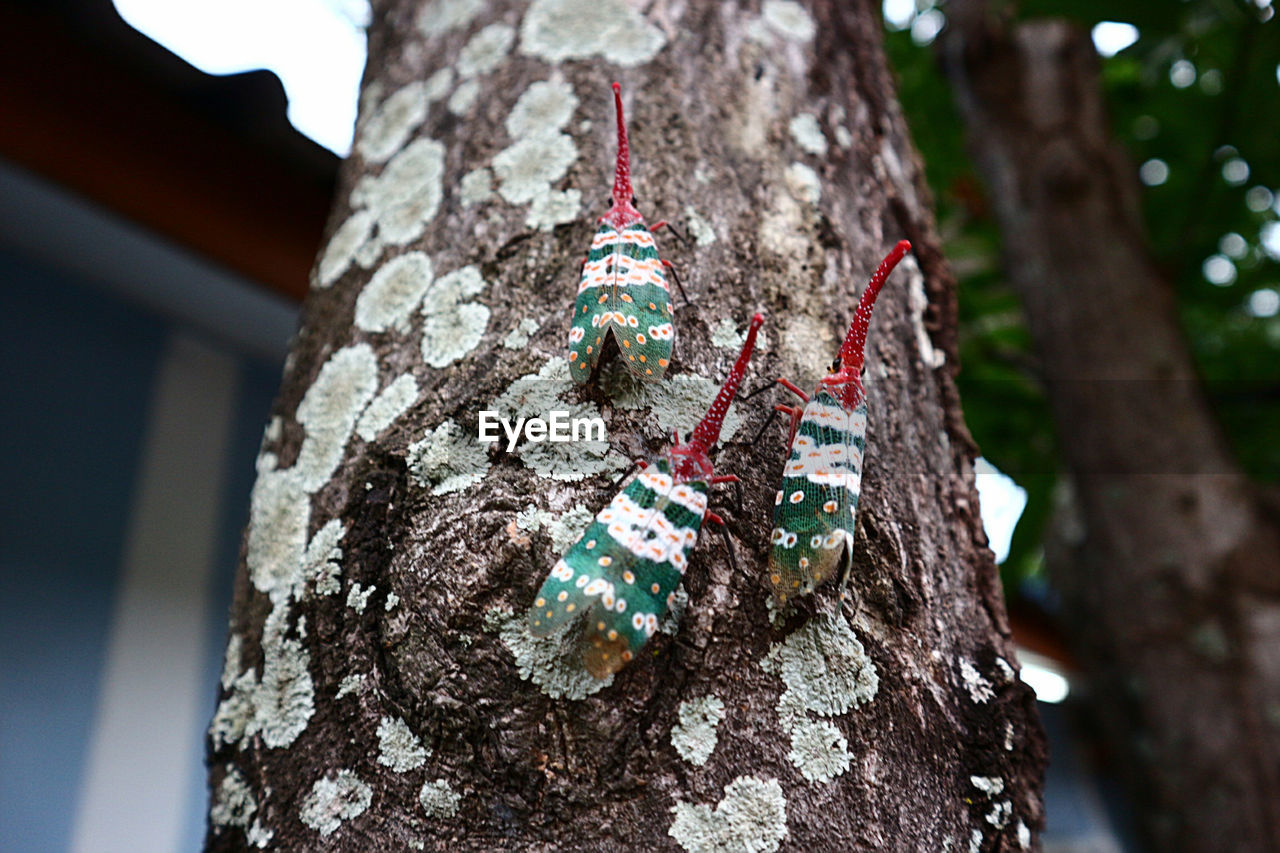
883;0;1280;587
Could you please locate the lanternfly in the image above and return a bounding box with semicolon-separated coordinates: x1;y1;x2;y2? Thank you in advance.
568;83;679;384
530;314;765;676
767;241;911;605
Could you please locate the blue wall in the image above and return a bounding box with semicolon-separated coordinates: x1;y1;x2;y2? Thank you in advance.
0;248;283;852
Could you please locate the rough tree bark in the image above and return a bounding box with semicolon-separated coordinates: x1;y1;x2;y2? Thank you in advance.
205;1;1045;849
943;7;1280;851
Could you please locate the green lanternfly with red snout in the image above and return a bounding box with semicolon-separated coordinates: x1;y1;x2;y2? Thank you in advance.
531;314;765;677
767;241;912;605
568;83;681;384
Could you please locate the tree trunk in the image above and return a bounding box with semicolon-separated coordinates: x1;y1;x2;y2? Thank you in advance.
205;1;1045;849
942;7;1280;851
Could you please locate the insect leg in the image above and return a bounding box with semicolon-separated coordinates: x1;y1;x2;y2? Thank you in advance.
611;458;646;489
776;377;810;402
651;220;691;248
743;408;781;449
704;514;741;576
660;259;691;306
740;381;778;401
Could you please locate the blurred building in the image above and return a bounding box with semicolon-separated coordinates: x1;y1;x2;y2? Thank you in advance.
0;1;332;849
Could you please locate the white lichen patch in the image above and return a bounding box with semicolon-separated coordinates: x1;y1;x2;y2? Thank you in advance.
489;77;582;222
516;503;595;552
960;657;995;704
483;606;512;633
223;334;386;762
211;766;257;829
299;769;373;837
760;613;877;783
763;613;879;718
1017;820;1031;848
502;317;540;349
209;670;256;750
508;78;579;139
408;419;490;495
354;231;386;269
359;81;433;165
498;616;612;700
762;0;816;41
420;264;491;368
784;162;822;206
520;0;666;66
711;318;746;350
221;634;245;690
835;125;852;149
611;374;745;443
355;251;434;333
417;0;485;37
356;374;420;441
758;187;812;278
971;775;1004;797
669;776;788;853
420;779;462;818
986;800;1012;828
424;66;455;100
788;114;828;157
336;673;365;699
684;206;717;246
302;518;346;596
787;718;850;783
907;258;945;369
246;819;273;848
672;695;726;766
317;210;375;288
352;138;447;246
491;357;622;481
779;314;836;380
460;167;494;207
994;656;1015;683
448;79;481;115
245;465;309;599
377;716;430;772
526;188;582;230
347;582;375;613
263;415;283;444
457;23;516;77
293;344;380;491
254;619;316;748
492;132;578;205
211;604;318;751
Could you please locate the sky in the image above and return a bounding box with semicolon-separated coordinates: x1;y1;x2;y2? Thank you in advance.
113;0;368;154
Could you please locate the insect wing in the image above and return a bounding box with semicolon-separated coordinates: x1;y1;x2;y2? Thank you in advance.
768;389;866;603
580;461;707;676
568;223;674;383
527;458;705;676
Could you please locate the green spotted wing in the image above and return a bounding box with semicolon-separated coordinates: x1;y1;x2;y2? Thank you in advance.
568;223;674;384
527;458;707;677
768;389;867;605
